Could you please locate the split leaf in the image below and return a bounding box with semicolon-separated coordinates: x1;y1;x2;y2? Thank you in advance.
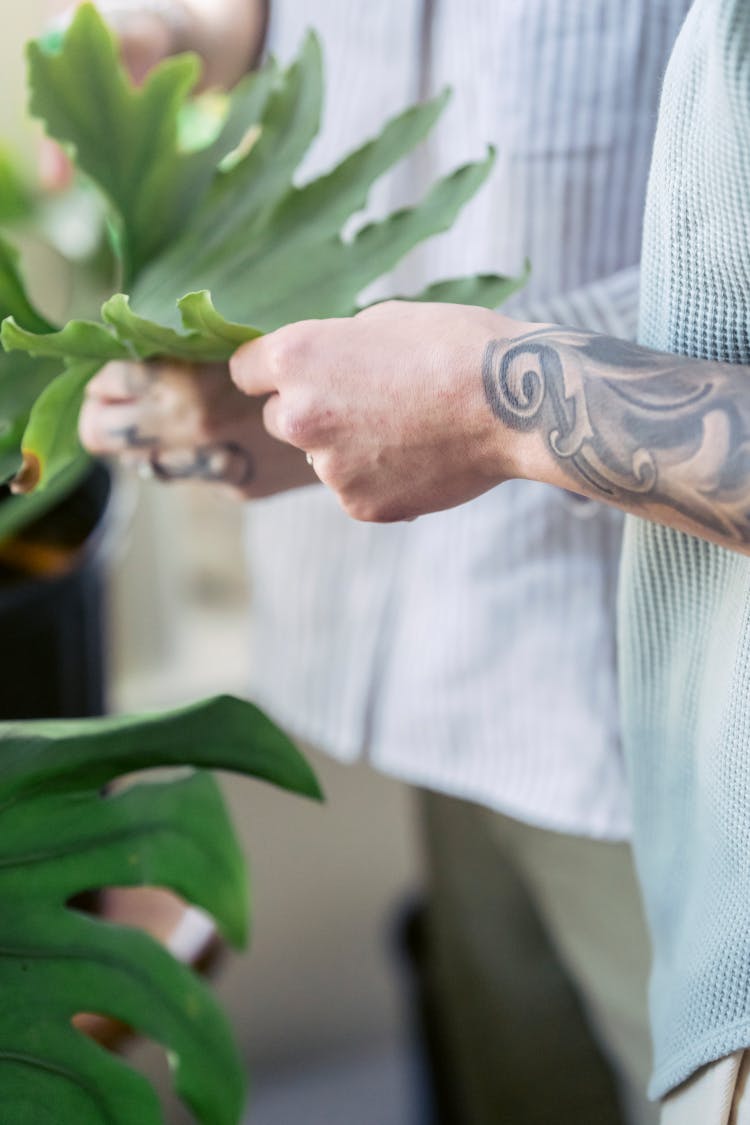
0;694;322;1125
28;4;278;283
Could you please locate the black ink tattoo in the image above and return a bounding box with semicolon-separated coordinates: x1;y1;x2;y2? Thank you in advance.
150;442;255;488
109;424;160;449
482;328;750;545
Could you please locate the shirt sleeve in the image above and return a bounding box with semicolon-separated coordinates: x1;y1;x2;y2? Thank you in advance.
514;264;641;342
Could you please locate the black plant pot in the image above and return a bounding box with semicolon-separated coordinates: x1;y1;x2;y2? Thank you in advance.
0;463;112;721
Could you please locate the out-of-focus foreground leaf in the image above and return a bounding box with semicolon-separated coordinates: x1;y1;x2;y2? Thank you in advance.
0;695;322;1125
0;147;34;225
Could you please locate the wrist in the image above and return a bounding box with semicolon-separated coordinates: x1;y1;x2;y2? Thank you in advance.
474;313;552;488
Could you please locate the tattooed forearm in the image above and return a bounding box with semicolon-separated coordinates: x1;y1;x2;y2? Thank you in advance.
483;328;750;547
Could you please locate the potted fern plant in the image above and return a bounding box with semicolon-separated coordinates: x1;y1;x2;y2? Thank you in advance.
0;138;116;720
0;7;525;1120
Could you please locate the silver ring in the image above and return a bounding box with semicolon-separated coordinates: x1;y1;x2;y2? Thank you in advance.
306;452;315;467
148;443;255;486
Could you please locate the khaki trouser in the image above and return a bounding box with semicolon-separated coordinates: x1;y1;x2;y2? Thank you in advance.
418;790;657;1125
661;1052;750;1124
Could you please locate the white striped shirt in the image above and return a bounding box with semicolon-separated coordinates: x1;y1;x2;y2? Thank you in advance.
244;0;691;840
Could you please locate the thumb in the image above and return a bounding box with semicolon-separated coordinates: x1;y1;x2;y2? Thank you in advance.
229;337;279;397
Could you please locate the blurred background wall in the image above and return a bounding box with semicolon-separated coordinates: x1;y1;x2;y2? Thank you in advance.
0;7;424;1120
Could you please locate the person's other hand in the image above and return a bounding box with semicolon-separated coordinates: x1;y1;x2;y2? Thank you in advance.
229;301;542;523
79;359;318;499
41;0;267;191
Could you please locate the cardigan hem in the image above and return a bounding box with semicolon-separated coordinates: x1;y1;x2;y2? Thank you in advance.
649;1021;750;1100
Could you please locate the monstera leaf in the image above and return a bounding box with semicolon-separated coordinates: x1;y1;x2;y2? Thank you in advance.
0;694;322;1125
1;4;526;491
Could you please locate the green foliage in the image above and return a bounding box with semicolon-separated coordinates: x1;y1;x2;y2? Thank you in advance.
0;238;53;334
0;9;526;1123
0;695;322;1124
0;148;34;226
29;6;277;284
1;3;525;493
0;239;62;490
406;268;531;308
16;359;102;490
99;291;262;363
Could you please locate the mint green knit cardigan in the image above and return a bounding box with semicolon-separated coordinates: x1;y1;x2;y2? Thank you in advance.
619;0;750;1099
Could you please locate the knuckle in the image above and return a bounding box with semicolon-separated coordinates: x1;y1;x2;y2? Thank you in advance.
188;402;216;443
84;366;112;399
342;495;377;523
265;394;325;449
276;404;311;445
344;494;400;524
158;385;205;440
264;324;310;375
358;299;402;320
313;447;347;485
85;362;122;400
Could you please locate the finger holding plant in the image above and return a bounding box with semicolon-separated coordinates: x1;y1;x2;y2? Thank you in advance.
229;300;539;523
79;357;317;497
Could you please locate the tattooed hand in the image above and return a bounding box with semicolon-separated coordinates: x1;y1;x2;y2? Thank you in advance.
229;300;750;552
229;301;531;521
79;360;318;500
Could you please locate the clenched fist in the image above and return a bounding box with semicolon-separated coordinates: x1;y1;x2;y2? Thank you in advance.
229;301;538;522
